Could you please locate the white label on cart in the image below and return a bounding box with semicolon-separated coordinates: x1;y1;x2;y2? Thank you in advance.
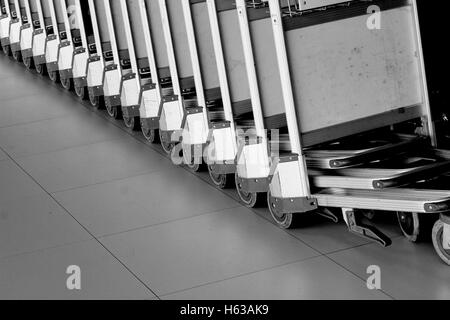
444;223;450;250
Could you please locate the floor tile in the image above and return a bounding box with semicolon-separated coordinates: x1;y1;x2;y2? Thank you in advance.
18;138;172;192
0;160;44;203
0;72;50;102
54;168;241;236
329;238;450;299
0;194;92;260
0;91;82;128
0;113;126;158
0;240;156;300
163;256;390;300
252;207;403;254
100;207;319;296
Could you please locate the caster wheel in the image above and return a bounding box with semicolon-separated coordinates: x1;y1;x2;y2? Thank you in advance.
186;161;204;172
60;77;72;90
23;56;33;69
2;44;11;56
106;104;121;119
89;91;102;109
35;63;45;75
397;212;423;242
235;172;265;208
123;115;140;131
208;165;233;189
48;71;59;83
432;219;450;265
142;127;159;143
268;191;297;229
159;130;174;154
75;86;86;99
12;50;21;62
182;145;204;172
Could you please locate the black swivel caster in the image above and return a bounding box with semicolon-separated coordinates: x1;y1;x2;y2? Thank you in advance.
235;172;265;208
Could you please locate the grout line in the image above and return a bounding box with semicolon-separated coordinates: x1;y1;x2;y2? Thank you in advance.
0;144;161;300
323;254;396;300
158;255;325;299
50;168;168;194
96;204;244;240
0;238;95;264
11;137;127;160
0;114;72;130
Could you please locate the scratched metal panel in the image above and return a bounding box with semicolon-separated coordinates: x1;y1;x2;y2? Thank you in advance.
145;0;168;68
191;2;219;91
109;0;127;50
93;0;110;42
285;7;423;133
166;0;193;79
218;8;250;104
126;0;146;59
250;17;285;118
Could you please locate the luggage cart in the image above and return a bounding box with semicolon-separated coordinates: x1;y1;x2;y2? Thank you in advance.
188;0;239;187
139;0;173;143
65;0;91;98
56;0;77;89
165;0;211;171
155;0;190;154
84;0;110;108
205;0;268;206
264;0;450;264
43;0;66;82
118;0;145;131
0;0;14;55
9;0;26;61
104;0;130;119
20;0;39;69
98;0;122;117
31;0;49;74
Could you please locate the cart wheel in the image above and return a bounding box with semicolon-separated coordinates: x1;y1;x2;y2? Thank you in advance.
35;63;45;75
268;191;296;229
89;91;101;108
397;212;422;242
208;165;233;189
2;44;11;56
235;172;265;208
75;86;86;100
123;115;140;131
106;104;121;119
23;56;33;69
12;50;21;62
48;70;59;83
159;130;174;154
432;219;450;265
142;127;159;143
60;77;72;90
182;145;204;172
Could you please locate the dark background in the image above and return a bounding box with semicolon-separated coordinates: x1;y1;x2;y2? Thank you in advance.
417;0;449;145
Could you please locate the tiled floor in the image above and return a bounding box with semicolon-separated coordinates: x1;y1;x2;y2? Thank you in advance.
0;54;448;300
